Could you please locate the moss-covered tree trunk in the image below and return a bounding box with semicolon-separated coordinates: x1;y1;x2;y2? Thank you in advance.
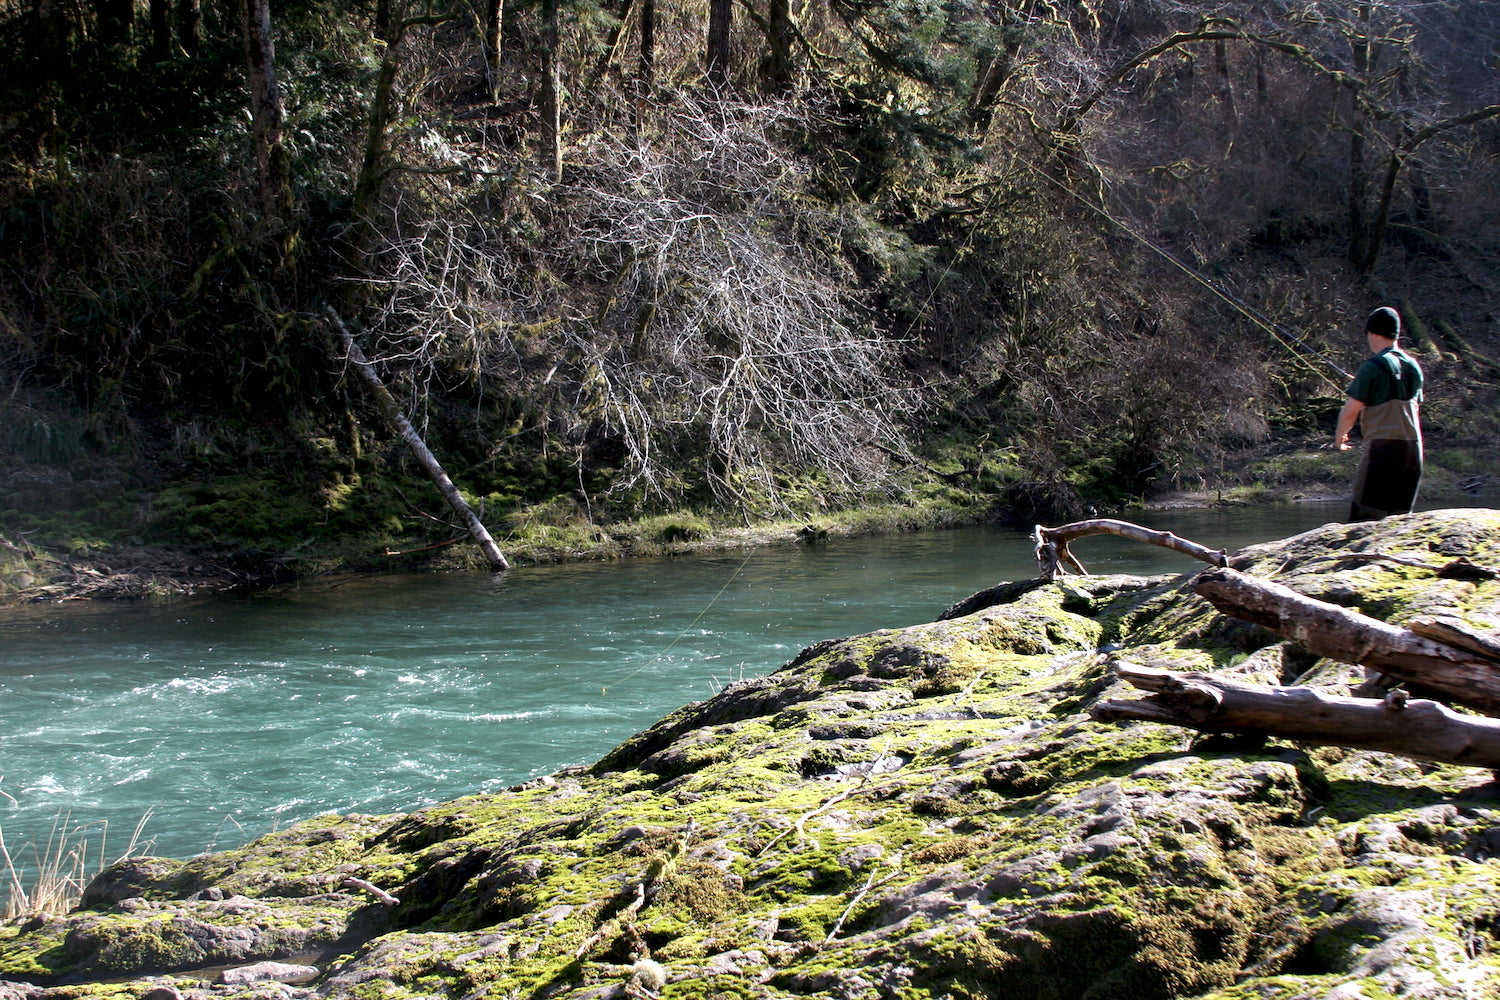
483;0;503;102
243;0;292;230
762;0;791;94
540;0;561;180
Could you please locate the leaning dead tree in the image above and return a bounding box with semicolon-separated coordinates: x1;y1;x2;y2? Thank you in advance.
1036;518;1500;771
325;307;510;572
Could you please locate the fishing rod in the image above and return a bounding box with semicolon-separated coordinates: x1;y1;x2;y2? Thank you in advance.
1016;155;1355;393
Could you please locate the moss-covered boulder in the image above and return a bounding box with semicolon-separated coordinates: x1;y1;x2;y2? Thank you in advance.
4;510;1500;999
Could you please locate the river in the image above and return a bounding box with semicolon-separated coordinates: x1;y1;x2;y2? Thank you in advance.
0;502;1346;894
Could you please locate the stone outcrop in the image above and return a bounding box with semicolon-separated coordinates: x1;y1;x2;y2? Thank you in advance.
4;509;1500;999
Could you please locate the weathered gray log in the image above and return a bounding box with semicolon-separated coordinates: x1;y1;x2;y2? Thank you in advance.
1093;663;1500;770
1193;566;1500;715
221;961;320;985
326;308;510;572
1033;519;1227;581
1406;615;1500;663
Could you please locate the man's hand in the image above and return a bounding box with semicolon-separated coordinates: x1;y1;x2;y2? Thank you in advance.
1335;397;1365;452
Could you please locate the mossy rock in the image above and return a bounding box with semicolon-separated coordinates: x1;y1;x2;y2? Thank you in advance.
4;511;1500;998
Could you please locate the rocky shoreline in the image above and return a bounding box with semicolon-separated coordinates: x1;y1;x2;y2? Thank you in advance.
4;509;1500;999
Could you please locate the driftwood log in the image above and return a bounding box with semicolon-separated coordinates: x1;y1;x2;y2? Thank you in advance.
1033;519;1227;580
1192;566;1500;717
326;308;510;572
342;876;400;906
1029;519;1500;770
1407;615;1500;662
1092;663;1500;770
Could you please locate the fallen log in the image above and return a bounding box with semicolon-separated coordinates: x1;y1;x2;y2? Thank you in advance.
1092;662;1500;770
1193;566;1500;716
1033;519;1227;581
325;307;510;572
1406;615;1500;663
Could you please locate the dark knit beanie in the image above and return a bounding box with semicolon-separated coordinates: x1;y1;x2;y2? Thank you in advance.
1366;306;1401;340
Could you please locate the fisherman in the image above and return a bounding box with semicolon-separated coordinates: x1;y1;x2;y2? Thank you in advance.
1334;306;1424;521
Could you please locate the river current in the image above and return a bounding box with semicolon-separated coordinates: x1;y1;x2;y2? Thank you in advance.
1;502;1347;889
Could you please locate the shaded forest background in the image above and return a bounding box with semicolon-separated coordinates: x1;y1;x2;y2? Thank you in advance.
1;0;1499;583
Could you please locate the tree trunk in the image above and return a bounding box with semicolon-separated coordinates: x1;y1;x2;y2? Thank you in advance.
970;33;1017;133
95;0;133;45
483;0;503;102
1345;6;1374;267
1213;38;1235;124
177;0;200;55
1192;566;1500;716
148;0;170;59
586;0;633;91
354;34;401;217
639;0;654;87
349;10;407;275
540;0;562;180
706;0;731;90
1093;663;1500;771
1354;102;1500;275
325;309;510;572
762;0;792;94
29;0;70;84
243;0;293;228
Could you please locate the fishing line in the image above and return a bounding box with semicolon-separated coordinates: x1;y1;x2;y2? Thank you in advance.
1017;155;1353;393
602;550;755;695
607;149;1350;699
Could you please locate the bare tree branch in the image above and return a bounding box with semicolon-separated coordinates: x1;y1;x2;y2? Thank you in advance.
1032;518;1228;580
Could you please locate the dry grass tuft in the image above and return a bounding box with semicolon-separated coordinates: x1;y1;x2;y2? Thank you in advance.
1;794;154;918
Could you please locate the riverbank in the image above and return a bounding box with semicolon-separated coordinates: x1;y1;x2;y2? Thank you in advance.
3;508;1498;997
3;434;1495;607
0;499;992;606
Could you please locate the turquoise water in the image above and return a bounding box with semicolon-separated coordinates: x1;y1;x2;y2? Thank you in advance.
0;503;1346;883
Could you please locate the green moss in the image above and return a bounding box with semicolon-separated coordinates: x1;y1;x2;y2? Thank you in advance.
0;923;69;978
8;511;1500;995
907;899;1248;999
15;985;144;1000
632;513;715;545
